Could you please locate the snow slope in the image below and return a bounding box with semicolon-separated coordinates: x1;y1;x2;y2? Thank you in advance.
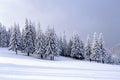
0;48;120;80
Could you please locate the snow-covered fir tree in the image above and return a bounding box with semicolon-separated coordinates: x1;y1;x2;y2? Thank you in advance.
67;38;73;57
105;49;112;64
0;24;8;47
21;28;26;52
98;33;109;63
44;27;59;60
24;19;35;56
0;23;2;47
91;32;101;62
16;24;22;50
7;27;12;47
30;21;36;52
1;26;6;47
34;23;45;59
61;32;68;56
9;24;21;54
59;35;63;55
2;26;8;47
71;34;84;59
84;35;92;61
56;36;61;56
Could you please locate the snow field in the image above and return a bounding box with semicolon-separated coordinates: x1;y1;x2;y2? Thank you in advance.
0;48;120;80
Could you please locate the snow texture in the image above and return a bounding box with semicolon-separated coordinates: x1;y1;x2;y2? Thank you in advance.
0;48;120;80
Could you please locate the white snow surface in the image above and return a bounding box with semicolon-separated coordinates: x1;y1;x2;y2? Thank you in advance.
0;48;120;80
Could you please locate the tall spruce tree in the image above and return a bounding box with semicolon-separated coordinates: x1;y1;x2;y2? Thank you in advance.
61;32;67;56
59;35;63;55
91;32;101;62
34;23;45;59
7;27;12;47
9;24;21;54
24;19;35;56
98;33;107;63
0;23;2;47
0;26;8;47
84;35;92;61
67;38;73;57
71;34;84;59
45;27;58;60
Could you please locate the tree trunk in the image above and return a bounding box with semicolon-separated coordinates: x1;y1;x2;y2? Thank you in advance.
102;59;104;63
16;49;18;55
27;52;30;56
90;58;91;62
16;50;17;55
52;56;54;60
50;56;54;60
41;55;43;59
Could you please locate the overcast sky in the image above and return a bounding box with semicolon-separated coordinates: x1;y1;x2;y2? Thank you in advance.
0;0;120;47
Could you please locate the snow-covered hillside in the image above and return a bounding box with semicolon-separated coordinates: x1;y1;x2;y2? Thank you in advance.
0;48;120;80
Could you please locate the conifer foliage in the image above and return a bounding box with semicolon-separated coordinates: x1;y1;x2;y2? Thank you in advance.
34;23;45;59
24;19;36;56
44;27;59;60
0;24;9;47
84;35;92;61
9;24;21;54
71;34;84;59
0;19;115;63
91;32;101;62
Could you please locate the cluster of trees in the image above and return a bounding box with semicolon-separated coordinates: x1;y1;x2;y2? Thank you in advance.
8;19;59;60
60;32;111;63
0;24;9;47
0;19;117;64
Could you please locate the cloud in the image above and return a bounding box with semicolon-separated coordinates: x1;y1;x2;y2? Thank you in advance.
0;0;120;47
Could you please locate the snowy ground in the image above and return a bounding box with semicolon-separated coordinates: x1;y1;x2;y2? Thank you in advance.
0;48;120;80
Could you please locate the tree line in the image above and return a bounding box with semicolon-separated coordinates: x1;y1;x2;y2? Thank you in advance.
0;19;118;64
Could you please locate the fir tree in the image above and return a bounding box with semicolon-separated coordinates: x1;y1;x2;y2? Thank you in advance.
0;23;2;47
45;27;58;60
0;26;8;47
98;33;107;63
91;32;101;62
67;38;73;57
59;35;63;55
61;32;67;56
34;23;45;59
24;19;35;56
84;35;92;61
21;28;26;52
9;24;21;54
71;34;84;59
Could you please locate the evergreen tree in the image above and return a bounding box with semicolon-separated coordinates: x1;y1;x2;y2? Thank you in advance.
30;21;36;53
21;28;26;52
59;35;63;55
0;23;2;47
67;38;73;57
1;26;8;47
71;34;84;59
45;27;58;60
61;33;67;56
91;32;101;62
84;35;92;61
24;19;35;56
7;27;12;47
98;33;108;63
34;23;45;59
9;24;21;54
56;36;61;56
